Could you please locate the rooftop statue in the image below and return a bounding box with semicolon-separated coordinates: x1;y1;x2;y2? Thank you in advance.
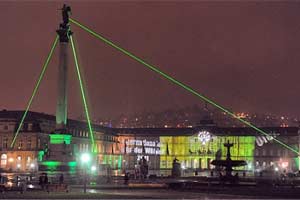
62;4;71;25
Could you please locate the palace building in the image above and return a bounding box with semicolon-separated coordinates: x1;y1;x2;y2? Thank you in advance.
0;110;299;175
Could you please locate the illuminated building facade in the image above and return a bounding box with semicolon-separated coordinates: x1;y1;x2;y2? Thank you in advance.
0;110;299;175
115;123;300;174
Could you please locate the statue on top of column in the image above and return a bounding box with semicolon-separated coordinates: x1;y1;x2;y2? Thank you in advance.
62;4;71;25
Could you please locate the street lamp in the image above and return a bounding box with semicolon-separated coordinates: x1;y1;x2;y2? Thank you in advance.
30;163;35;168
81;153;91;163
30;163;35;172
17;164;21;171
81;153;91;193
91;165;96;172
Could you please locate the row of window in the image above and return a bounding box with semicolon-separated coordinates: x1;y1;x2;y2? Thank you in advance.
78;143;89;152
77;143;118;154
255;148;291;157
70;129;89;138
68;128;117;142
0;154;32;167
0;123;35;132
0;137;34;150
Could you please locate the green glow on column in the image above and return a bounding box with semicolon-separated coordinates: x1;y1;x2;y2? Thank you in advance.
68;161;77;167
118;155;122;169
42;161;61;166
70;18;299;155
49;134;72;144
68;161;77;174
10;35;59;148
41;161;61;171
70;35;95;152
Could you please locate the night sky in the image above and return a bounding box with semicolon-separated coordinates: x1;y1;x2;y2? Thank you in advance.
1;1;300;119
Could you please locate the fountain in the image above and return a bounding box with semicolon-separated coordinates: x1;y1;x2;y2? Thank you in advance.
211;140;247;182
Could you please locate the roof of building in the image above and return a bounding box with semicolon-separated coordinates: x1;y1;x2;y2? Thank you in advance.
113;126;299;137
0;110;113;134
0;110;298;137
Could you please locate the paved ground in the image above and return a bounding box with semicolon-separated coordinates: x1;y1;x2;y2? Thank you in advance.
0;180;300;199
0;185;299;199
0;189;253;199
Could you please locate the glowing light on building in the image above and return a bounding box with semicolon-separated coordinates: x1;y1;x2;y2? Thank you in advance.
125;139;161;155
7;181;13;187
49;134;72;144
256;134;277;146
281;161;289;168
198;130;211;145
248;163;252;170
236;112;248;119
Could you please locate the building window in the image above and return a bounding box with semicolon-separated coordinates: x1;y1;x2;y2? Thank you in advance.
255;149;259;156
27;138;31;149
23;123;28;131
0;154;7;167
18;139;23;149
277;149;281;156
17;156;22;161
269;149;273;156
3;138;8;149
37;138;41;149
285;149;289;157
98;144;101;153
3;125;8;130
28;123;33;131
262;149;266;156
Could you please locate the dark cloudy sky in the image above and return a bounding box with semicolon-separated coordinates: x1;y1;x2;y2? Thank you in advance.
1;1;300;119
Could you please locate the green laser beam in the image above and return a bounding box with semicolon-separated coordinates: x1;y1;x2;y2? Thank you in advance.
70;18;300;155
10;35;59;148
70;35;95;153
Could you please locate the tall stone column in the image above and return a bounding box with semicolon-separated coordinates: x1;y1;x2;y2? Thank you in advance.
56;42;68;130
55;4;72;131
39;5;76;173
